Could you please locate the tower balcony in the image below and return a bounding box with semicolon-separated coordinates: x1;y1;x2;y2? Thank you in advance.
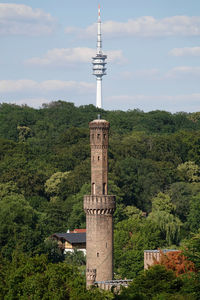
93;70;107;76
92;55;107;65
92;54;107;59
93;64;106;69
92;58;107;64
84;195;116;215
93;68;106;73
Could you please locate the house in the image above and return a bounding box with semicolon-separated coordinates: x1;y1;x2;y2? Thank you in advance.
52;231;86;255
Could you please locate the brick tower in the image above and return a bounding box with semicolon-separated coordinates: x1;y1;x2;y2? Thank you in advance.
84;118;116;287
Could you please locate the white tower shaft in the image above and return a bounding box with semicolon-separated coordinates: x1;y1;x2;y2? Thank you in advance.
96;77;102;108
92;5;107;109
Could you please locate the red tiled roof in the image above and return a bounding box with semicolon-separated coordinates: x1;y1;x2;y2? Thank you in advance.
70;229;86;233
52;233;86;244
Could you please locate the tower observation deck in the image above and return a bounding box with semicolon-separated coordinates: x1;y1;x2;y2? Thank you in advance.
92;5;107;109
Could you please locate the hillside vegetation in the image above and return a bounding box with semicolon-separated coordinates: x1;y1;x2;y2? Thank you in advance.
1;101;200;299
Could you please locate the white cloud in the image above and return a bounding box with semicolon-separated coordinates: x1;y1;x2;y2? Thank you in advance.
26;47;125;66
134;68;160;78
119;69;159;80
169;47;200;56
106;93;200;112
65;16;200;39
0;80;37;92
166;66;200;78
12;97;50;108
0;80;95;94
0;3;56;35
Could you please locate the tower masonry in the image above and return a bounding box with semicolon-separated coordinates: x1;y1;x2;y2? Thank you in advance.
84;119;116;287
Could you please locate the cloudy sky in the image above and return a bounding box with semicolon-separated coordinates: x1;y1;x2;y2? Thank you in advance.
1;0;200;112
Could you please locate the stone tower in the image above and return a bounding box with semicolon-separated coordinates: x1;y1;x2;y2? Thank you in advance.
84;119;116;287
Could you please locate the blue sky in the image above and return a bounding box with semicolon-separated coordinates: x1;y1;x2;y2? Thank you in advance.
1;0;200;112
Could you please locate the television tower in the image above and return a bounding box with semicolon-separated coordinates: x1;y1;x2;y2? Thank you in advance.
92;5;107;109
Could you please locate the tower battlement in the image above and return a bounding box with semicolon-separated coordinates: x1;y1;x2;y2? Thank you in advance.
86;268;97;287
84;195;116;215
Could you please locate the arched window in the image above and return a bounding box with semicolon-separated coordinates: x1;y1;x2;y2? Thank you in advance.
103;183;106;195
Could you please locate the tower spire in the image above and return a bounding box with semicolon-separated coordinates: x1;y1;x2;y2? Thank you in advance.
97;4;102;54
98;4;101;21
92;5;107;109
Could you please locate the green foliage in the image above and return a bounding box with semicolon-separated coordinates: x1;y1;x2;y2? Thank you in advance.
41;238;65;263
66;184;89;230
187;193;200;232
151;192;175;214
17;125;32;142
116;265;183;300
45;171;70;201
64;249;86;266
0;251;113;300
0;195;42;258
0;181;22;198
183;230;200;271
148;193;182;245
1;102;200;297
114;214;165;278
177;161;200;183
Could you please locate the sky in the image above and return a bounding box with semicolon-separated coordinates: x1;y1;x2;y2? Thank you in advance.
1;0;200;112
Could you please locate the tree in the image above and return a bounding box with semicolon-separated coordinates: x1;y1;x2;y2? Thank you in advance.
116;265;183;300
151;192;175;214
64;249;86;267
66;183;89;229
177;161;200;183
17;125;32;142
0;195;42;258
183;230;200;271
187;193;200;232
0;251;114;300
148;193;182;245
114;214;165;278
153;250;195;276
45;171;70;202
0;181;22;199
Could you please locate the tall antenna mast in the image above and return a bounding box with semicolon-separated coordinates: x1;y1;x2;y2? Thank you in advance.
92;4;107;109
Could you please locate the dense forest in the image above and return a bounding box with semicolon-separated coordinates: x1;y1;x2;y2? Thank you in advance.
1;101;200;299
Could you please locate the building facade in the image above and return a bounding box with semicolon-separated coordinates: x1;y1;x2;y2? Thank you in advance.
144;249;179;269
52;232;86;255
84;119;116;287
